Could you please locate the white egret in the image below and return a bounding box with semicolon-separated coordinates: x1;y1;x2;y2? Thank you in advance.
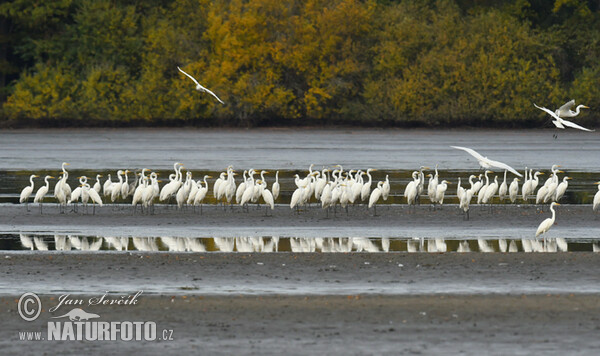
258;180;275;215
19;174;39;211
508;178;520;203
477;171;492;205
132;176;148;212
534;103;594;132
177;66;225;104
93;174;103;193
193;175;211;214
34;175;54;214
522;171;543;202
235;170;248;204
290;185;305;212
404;171;420;209
554;176;571;202
456;177;465;202
472;174;483;194
368;181;384;215
427;165;439;204
361;168;377;202
382;175;390;201
482;176;498;205
435;180;450;207
535;202;560;237
84;182;103;214
120;170;131;199
554;99;589;118
111;170;124;203
498;170;508;201
272;171;280;201
459;188;473;220
451;146;522;177
103;174;113;197
593;182;600;211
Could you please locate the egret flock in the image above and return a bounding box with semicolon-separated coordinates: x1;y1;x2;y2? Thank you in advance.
16;152;600;239
12;77;599;240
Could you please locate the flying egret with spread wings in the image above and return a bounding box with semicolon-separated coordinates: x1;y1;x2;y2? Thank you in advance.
451;146;522;177
177;66;225;104
555;99;589;118
534;103;594;132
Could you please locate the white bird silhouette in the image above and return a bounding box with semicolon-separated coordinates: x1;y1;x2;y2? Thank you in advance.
534;103;594;132
451;146;522;177
177;66;224;104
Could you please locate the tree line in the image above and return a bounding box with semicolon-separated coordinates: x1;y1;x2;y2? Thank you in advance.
0;0;599;127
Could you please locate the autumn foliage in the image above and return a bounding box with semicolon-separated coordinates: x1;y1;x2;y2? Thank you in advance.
0;0;598;127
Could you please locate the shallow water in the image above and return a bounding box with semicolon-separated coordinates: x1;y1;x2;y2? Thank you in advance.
1;128;599;171
3;234;599;253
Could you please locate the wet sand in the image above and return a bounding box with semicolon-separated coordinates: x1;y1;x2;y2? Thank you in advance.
2;203;599;239
1;253;600;354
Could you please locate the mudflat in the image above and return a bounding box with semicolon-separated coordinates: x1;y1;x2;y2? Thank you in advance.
1;253;600;354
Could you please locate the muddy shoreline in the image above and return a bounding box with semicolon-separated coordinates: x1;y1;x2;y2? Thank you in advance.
1;253;600;354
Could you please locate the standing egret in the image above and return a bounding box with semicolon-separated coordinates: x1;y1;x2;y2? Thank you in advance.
498;170;508;201
258;180;275;215
435;180;450;207
428;165;439;205
93;174;103;193
193;175;211;214
451;146;522;177
177;66;225;104
523;171;543;203
120;170;131;199
368;181;384;216
404;171;420;210
19;174;39;211
34;175;54;214
272;171;280;201
382;175;390;201
482;176;498;206
235;170;248;204
459;188;473;220
554;99;589;118
103;174;113;198
111;170;124;204
477;171;492;205
508;178;520;203
592;182;600;211
290;185;305;212
554;177;571;202
535;202;560;237
85;183;103;214
361;168;377;202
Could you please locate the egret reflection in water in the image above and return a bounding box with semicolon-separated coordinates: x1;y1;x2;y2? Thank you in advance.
6;234;600;253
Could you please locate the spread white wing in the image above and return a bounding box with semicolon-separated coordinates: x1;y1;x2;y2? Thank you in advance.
178;66;200;86
534;103;560;120
450;146;485;161
484;158;522;177
560;118;594;132
177;66;225;104
200;86;225;105
556;99;575;117
451;146;522;177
